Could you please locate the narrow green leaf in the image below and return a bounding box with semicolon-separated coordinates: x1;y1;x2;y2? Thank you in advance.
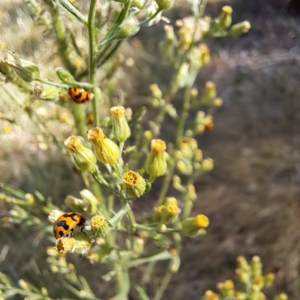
109;270;130;300
135;285;150;300
55;67;76;84
55;0;88;25
128;250;172;268
0;182;27;199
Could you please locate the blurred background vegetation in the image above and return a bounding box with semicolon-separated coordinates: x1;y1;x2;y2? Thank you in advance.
0;0;300;299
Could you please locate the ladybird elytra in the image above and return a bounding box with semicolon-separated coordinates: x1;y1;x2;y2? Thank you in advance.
53;212;86;239
68;87;93;104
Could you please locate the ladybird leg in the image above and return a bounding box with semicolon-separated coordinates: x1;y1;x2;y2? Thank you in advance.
80;226;87;235
68;228;74;237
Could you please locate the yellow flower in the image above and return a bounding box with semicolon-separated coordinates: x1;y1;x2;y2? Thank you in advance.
87;127;119;165
229;21;251;37
110;106;131;142
199;43;210;65
56;233;91;255
91;215;109;237
153;205;165;222
162;203;180;224
64;136;97;172
122;170;146;198
145;139;167;178
219;6;233;29
181;214;209;237
203;290;219;300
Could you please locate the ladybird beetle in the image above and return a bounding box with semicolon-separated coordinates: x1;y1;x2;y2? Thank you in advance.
68;87;93;104
53;212;86;239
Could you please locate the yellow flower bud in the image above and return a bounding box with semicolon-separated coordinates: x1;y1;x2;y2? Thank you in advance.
64;136;97;172
200;43;211;65
264;272;275;287
204;81;217;99
175;62;189;87
91;215;109;237
110;106;131;142
213;97;223;107
181;214;209;237
65;195;85;214
219;6;233;29
274;293;288;300
146;2;162;26
204;290;219;300
4;51;41;82
249;284;261;299
253;275;264;289
162;203;180;224
80;189;98;215
145;139;167;178
235;291;247;300
178;27;192;50
187;184;197;201
157;223;167;232
149;83;163;99
176;160;193;175
165;197;177;205
122;170;146;198
87;127;119;165
194;149;203;162
25;193;35;205
153;205;165;222
133;236;144;257
229;21;251;37
251;256;262;277
180;137;198;160
164;25;175;41
143;130;153;143
236;268;249;284
237;256;249;272
131;0;147;9
155;0;174;11
201;158;214;172
217;280;234;297
116;16;140;39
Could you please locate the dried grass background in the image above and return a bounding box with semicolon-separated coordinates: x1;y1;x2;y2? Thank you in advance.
1;0;300;299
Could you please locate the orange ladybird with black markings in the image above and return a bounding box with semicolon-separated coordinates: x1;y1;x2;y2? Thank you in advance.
53;212;86;239
68;87;93;104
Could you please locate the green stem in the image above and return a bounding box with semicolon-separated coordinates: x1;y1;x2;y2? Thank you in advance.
58;0;88;25
110;208;127;226
175;83;192;147
153;266;173;300
88;0;99;127
98;41;122;67
139;10;160;26
92;171;120;197
156;159;175;206
50;3;75;74
71;103;86;137
38;79;69;88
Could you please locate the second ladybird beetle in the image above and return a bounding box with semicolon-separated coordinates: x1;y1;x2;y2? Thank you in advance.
53;212;86;239
68;87;93;104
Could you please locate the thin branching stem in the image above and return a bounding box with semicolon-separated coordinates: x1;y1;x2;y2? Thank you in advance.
88;0;99;127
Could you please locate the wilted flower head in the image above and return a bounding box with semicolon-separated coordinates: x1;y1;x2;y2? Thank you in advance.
145;139;167;178
64;136;97;172
110;106;131;142
122;170;146;198
87;127;119;165
91;215;109;237
55;233;91;255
